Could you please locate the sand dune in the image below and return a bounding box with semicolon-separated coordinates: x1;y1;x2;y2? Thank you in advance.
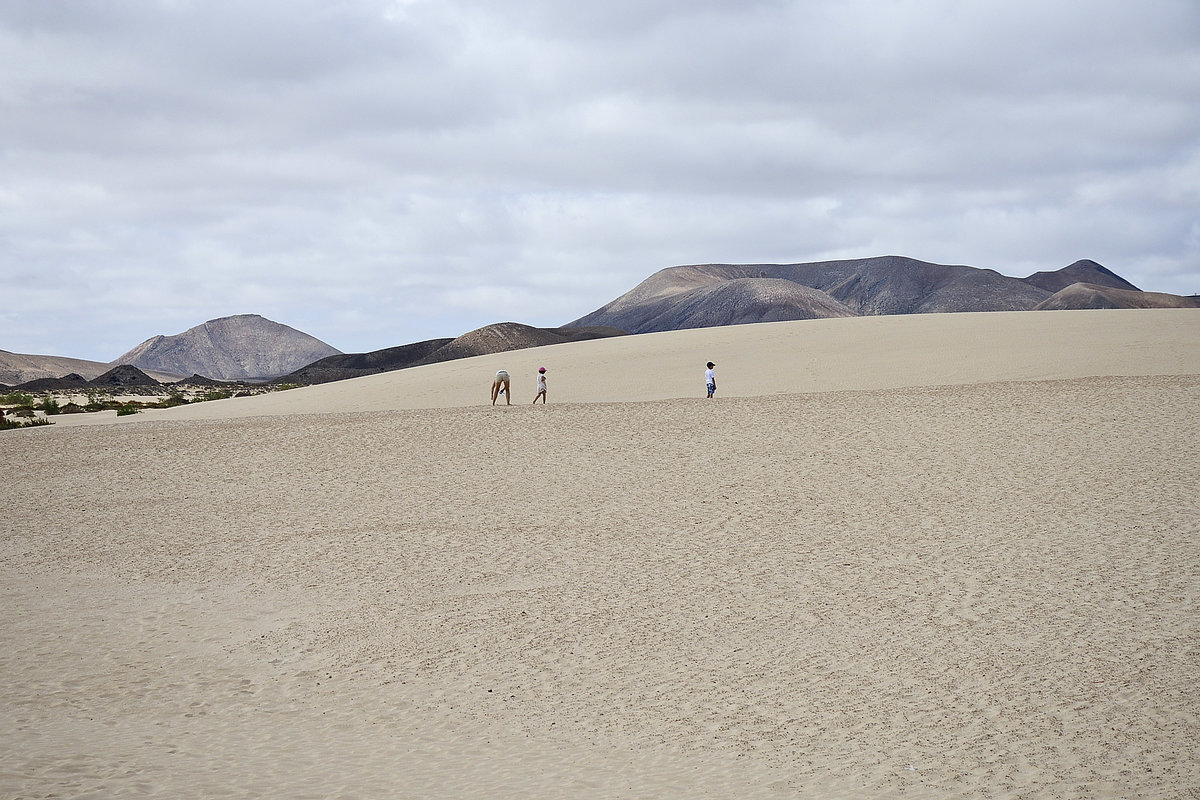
2;309;1198;798
45;308;1200;425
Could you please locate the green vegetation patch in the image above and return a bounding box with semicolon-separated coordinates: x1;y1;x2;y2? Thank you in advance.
0;414;52;430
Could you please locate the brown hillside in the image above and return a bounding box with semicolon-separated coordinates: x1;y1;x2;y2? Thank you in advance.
0;350;114;386
1035;283;1200;311
280;338;455;385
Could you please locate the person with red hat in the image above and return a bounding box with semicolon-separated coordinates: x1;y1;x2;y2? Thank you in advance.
532;366;548;404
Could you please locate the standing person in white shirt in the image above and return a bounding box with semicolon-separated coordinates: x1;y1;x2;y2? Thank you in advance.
532;366;548;404
705;361;716;398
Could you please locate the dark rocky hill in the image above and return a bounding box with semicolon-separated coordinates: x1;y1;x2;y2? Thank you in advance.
1022;259;1140;294
279;323;626;385
90;365;161;388
787;256;1049;315
13;366;161;391
280;337;454;385
113;314;341;381
13;373;94;392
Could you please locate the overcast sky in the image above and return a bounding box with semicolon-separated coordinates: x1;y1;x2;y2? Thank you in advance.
2;0;1198;361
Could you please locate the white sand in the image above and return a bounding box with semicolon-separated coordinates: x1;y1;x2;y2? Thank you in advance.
2;308;1198;798
43;308;1200;425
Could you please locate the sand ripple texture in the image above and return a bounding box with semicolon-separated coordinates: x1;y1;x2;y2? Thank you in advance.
2;375;1198;799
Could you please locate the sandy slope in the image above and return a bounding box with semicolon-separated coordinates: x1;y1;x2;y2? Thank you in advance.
2;309;1198;798
42;308;1200;426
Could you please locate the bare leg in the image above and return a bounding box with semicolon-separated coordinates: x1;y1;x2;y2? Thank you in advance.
492;381;500;405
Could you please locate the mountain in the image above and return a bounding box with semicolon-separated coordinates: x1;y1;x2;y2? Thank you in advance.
568;256;1055;334
114;314;341;381
566;256;1190;335
280;323;626;385
1035;283;1200;311
1022;259;1140;294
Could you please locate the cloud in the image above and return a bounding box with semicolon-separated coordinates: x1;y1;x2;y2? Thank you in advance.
1;0;1197;360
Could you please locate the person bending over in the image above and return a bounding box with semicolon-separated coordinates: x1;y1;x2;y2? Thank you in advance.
492;369;511;405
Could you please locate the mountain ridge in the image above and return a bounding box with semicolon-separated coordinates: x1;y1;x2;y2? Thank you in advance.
567;256;1179;334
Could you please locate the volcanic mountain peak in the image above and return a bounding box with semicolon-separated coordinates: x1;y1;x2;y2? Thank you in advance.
113;314;341;381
